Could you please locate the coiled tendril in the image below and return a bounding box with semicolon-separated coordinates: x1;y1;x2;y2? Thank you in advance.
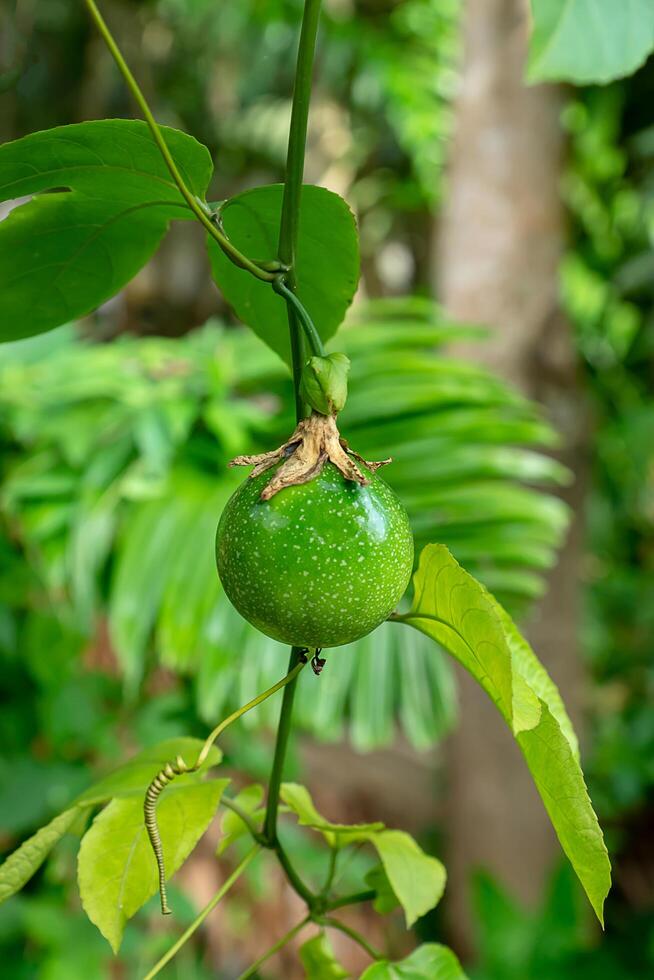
144;755;196;914
143;652;309;916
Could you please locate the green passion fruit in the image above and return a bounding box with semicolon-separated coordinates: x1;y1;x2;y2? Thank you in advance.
216;462;414;649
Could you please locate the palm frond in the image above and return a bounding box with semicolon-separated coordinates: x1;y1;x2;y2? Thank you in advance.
0;301;570;748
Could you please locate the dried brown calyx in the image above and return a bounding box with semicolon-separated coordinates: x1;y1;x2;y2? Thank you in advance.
230;411;391;500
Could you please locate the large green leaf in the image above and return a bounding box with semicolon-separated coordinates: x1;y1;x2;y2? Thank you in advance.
78;779;228;952
393;545;611;924
527;0;654;85
0;120;211;342
495;604;579;759
0;195;177;342
280;783;445;927
0;808;80;904
0;738;221;906
207;184;359;364
359;944;467;980
0;119;212;204
299;933;350;979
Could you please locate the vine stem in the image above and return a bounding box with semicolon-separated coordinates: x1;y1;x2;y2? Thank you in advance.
143;846;260;980
321;847;339;896
263;648;307;843
82;0;275;283
324;888;376;912
277;0;323;417
261;0;324;864
236;914;312;980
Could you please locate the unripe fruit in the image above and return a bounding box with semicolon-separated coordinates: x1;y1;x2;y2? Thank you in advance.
216;463;413;649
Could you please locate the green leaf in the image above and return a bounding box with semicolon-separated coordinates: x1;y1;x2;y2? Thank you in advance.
0;738;213;902
280;783;384;846
0;119;211;204
372;831;446;928
280;784;445;927
0;120;212;342
495;605;579;759
207;184;359;364
299;932;350;979
394;544;611;924
156;476;234;672
75;737;222;807
0;807;80;904
78;779;228;952
0;195;176;343
359;943;468;980
348;619;396;751
527;0;654;85
364;864;400;915
110;482;206;691
217;784;265;856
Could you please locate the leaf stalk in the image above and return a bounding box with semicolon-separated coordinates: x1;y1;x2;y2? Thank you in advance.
317;915;381;960
83;0;275;282
273;274;326;357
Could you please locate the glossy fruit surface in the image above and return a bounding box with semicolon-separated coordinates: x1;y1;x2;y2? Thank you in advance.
216;463;414;648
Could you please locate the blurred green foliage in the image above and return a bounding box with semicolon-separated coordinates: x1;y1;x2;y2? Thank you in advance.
561;66;654;845
1;0;653;975
1;0;458;288
470;863;654;980
442;56;654;980
0;297;568;975
464;58;654;980
0;301;568;749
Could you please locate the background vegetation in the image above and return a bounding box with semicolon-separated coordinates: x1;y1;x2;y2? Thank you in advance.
0;1;652;977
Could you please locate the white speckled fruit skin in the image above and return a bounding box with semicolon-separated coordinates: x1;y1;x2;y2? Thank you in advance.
216;463;414;649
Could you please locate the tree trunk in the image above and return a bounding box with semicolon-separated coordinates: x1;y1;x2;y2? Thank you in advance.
435;0;587;955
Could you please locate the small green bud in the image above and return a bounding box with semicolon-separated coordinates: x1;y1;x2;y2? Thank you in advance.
300;352;350;416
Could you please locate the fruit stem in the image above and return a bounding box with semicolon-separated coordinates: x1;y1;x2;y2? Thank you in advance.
261;648;317;908
263;646;305;845
277;0;323;420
